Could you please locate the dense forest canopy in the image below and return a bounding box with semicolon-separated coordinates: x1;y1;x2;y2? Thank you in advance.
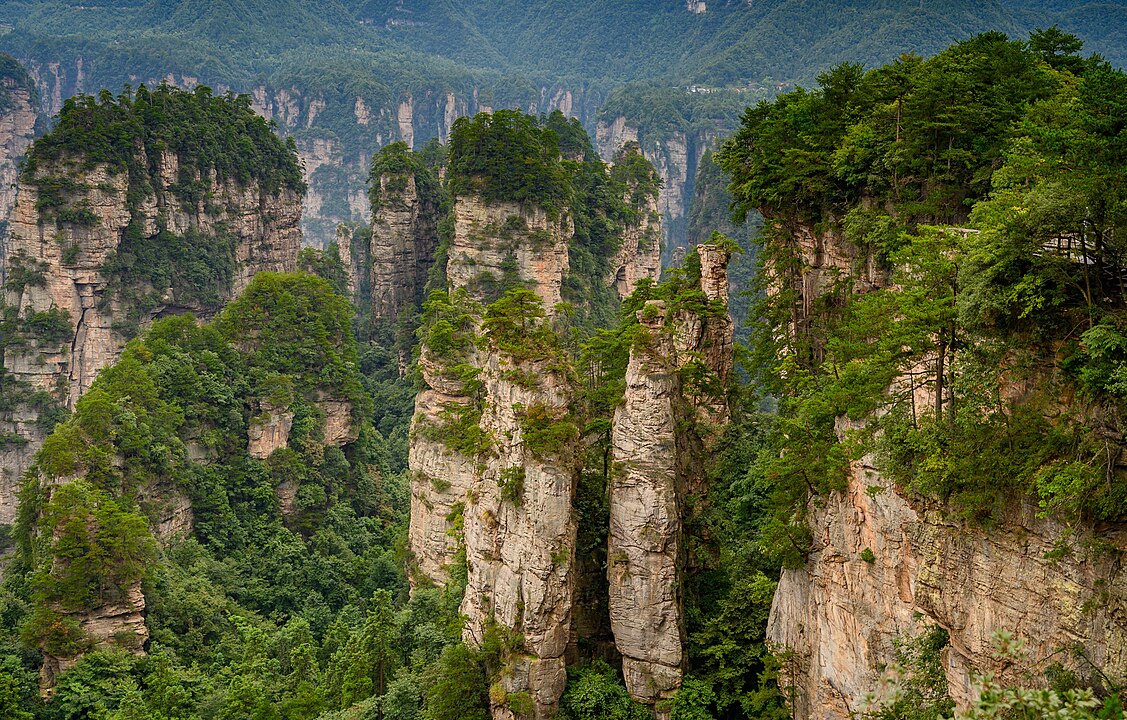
26;84;304;193
0;0;1123;139
2;9;1127;719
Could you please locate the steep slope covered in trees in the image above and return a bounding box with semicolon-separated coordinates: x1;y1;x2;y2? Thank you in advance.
718;28;1127;719
0;106;760;720
0;86;303;525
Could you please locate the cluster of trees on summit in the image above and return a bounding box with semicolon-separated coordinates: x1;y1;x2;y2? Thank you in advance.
0;24;1125;720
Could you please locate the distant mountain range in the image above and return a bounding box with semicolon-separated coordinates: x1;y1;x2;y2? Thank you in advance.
2;0;1123;245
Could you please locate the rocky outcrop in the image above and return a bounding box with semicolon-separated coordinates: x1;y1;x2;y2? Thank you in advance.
248;403;295;460
0;150;302;523
609;301;684;709
39;581;147;694
12;53;608;249
319;397;359;447
249;83;599;248
336;224;357;299
410;334;579;720
764;219;1127;718
769;441;1127;720
607;146;663;300
369;170;440;323
608;243;734;715
0;59;37;263
447;197;572;311
597;118;724;265
409;192;584;718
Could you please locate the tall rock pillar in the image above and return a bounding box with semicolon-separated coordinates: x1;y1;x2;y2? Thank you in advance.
608;242;734;716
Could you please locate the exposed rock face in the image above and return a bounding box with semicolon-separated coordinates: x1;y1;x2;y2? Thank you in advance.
139;482;195;542
609;301;684;709
249;82;600;247
319;397;359;447
769;444;1127;720
410;344;579;719
770;219;887;341
447;197;572;311
409;193;584;719
597;119;724;264
0;66;37;262
0;151;302;523
39;581;148;694
765;222;1127;718
462;350;577;720
369;172;440;323
608;163;662;299
13;54;609;248
336;224;357;299
608;244;734;715
248;403;295;460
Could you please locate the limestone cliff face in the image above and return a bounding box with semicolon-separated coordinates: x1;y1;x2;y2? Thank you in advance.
763;218;888;352
608;244;734;715
0;151;302;523
13;54;605;248
766;222;1127;718
769;439;1127;720
409;193;581;719
0;66;37;261
411;344;578;720
608;165;662;300
38;581;147;695
597;118;723;264
447;197;573;311
249;83;597;247
368;171;440;323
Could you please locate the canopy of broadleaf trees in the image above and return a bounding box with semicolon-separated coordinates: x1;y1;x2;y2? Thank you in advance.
717;28;1127;564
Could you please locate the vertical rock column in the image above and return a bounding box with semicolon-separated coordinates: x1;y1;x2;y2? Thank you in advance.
607;143;663;300
369;170;439;324
408;194;578;719
461;351;578;720
0;65;37;264
608;243;734;715
609;300;684;710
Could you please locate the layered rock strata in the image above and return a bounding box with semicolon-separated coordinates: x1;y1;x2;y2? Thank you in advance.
0;64;38;521
597;118;725;264
607;146;663;300
447;198;572;310
769;442;1127;720
368;170;440;323
409;195;581;719
0;151;302;523
765;222;1127;718
38;581;147;694
410;352;578;719
0;60;37;262
608;243;734;715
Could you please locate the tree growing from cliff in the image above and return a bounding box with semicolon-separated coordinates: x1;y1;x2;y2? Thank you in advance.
447;110;569;212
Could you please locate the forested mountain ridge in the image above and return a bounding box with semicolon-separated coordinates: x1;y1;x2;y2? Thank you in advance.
717;28;1127;719
0;86;303;524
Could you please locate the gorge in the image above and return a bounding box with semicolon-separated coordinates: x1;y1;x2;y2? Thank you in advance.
0;14;1124;720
